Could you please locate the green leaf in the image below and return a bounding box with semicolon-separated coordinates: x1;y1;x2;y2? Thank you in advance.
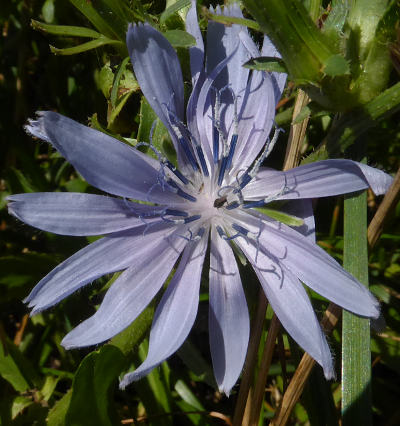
50;37;124;55
69;0;122;41
31;20;102;38
98;64;114;98
163;30;196;48
110;56;130;108
243;0;335;81
11;396;35;420
244;56;288;73
65;345;125;426
111;305;155;356
324;81;400;155
254;207;304;226
161;0;191;24
323;54;350;76
40;375;60;402
177;340;215;387
292;102;330;124
207;12;261;31
42;0;55;23
342;190;372;426
108;91;134;128
174;380;204;410
0;338;40;392
47;389;72;426
130;342;173;426
322;0;349;40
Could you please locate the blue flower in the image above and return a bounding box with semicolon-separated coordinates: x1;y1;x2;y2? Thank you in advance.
8;3;393;394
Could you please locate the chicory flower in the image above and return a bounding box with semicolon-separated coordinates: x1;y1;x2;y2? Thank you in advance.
8;3;393;394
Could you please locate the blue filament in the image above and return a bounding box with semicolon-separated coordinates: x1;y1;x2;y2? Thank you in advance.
167;179;197;202
196;146;209;177
226;201;240;210
232;223;249;236
213;125;219;163
178;137;199;171
225;134;238;170
164;160;189;185
164;209;188;217
216;225;240;241
243;200;265;209
184;215;201;224
239;172;252;189
217;156;228;186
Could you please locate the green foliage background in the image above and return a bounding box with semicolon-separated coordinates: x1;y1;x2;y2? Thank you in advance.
0;0;399;424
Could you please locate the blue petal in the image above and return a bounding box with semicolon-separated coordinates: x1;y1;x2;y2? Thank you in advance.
206;5;251;135
186;0;204;86
120;227;208;388
232;210;380;318
25;223;174;314
7;192;166;236
231;72;276;171
127;23;188;169
237;237;334;379
243;160;393;200
208;226;249;395
61;229;188;348
25;112;182;204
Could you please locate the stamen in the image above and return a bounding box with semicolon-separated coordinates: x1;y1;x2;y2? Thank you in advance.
167;111;199;172
232;223;249;236
196;145;209;177
243;200;265;209
217;94;239;186
212;90;221;163
178;227;205;242
164;209;189;217
238;126;282;190
184;214;201;224
225;134;238;170
167;179;197;202
216;225;241;241
226;201;240;210
217;156;228;186
163;160;189;185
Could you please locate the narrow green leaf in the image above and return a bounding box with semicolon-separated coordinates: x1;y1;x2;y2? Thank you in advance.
342;190;372;426
244;56;288;73
177;340;216;387
163;29;196;48
125;340;173;426
174;380;204;411
161;0;191;24
31;20;102;38
207;12;261;31
108;90;134;127
69;0;121;40
50;38;123;55
65;345;125;426
254;207;304;227
110;56;130;108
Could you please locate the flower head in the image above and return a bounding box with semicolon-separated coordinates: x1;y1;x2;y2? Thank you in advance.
8;2;393;394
